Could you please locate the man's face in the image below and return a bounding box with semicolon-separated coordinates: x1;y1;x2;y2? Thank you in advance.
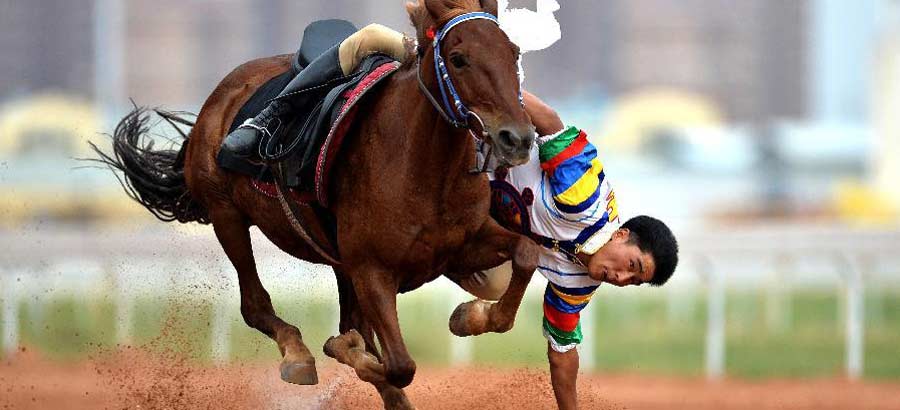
588;229;656;287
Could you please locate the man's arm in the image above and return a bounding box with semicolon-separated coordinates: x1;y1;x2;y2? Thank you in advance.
523;91;565;136
548;343;580;410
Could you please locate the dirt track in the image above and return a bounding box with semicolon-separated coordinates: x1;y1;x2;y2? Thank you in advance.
2;348;899;410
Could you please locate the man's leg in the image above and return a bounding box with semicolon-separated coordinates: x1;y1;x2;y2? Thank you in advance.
222;43;346;158
222;24;409;158
548;344;579;410
339;24;408;75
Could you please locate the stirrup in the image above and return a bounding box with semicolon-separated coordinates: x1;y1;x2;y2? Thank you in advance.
238;118;270;136
238;117;282;140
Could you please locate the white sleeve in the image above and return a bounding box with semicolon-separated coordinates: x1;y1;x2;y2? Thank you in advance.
580;223;619;255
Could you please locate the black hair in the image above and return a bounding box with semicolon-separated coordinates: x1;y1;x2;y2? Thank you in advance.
621;215;678;286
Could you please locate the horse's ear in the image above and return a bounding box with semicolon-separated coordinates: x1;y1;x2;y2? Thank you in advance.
407;1;435;46
480;0;499;16
405;1;420;18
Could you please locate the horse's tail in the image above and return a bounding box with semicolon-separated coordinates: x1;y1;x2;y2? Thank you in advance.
89;106;210;225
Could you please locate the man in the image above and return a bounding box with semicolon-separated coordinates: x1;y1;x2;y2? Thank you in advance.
220;22;679;410
450;91;678;410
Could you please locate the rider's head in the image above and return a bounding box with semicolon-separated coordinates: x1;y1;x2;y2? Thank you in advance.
588;215;679;287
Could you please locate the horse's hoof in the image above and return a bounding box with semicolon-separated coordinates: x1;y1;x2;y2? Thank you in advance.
323;329;365;359
381;386;416;410
449;299;491;337
280;361;319;385
323;336;340;359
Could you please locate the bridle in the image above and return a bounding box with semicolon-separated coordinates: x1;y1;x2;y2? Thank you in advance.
415;11;523;145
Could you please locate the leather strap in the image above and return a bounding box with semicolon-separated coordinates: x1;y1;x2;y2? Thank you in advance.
272;162;341;265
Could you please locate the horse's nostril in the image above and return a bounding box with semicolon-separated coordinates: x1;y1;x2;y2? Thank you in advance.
499;129;516;147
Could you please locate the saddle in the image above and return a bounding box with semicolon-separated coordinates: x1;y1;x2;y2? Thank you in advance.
219;19;400;204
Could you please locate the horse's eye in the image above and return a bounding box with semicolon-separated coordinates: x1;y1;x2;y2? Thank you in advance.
449;54;469;69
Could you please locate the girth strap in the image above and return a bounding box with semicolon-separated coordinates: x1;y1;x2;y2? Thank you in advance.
272;162;341;265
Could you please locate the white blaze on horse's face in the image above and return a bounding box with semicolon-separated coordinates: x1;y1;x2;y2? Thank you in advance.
441;18;536;167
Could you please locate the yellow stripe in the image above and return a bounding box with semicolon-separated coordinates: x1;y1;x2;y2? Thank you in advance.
606;189;619;222
555;159;603;206
551;285;596;306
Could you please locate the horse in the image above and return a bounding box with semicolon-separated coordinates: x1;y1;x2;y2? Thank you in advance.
93;0;540;408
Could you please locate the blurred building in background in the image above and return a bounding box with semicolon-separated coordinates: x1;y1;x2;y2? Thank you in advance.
0;0;95;100
0;0;898;226
0;0;814;121
530;0;808;123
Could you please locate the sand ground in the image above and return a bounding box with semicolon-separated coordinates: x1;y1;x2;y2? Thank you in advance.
2;348;899;410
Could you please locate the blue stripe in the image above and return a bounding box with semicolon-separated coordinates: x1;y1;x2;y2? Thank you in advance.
574;211;610;245
553;171;605;213
551;283;600;296
538;266;590;277
541;174;604;223
548;145;598;195
544;287;588;313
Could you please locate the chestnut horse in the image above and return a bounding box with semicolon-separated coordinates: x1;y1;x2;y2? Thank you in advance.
94;0;539;408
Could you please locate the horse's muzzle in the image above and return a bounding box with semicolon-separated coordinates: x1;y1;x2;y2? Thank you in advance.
493;125;536;167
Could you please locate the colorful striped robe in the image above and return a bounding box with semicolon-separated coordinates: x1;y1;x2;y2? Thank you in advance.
491;126;620;352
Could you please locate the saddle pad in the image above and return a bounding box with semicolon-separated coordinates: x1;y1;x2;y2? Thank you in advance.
217;69;294;180
313;59;401;206
228;70;293;136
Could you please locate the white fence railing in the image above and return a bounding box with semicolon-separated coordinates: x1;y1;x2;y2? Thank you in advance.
1;225;899;379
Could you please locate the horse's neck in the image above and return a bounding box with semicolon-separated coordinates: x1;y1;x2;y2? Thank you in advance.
376;67;476;188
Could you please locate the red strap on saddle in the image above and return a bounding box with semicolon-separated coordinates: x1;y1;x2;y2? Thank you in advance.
251;179;316;204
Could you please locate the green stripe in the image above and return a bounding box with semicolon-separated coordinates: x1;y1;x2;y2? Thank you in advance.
539;126;581;163
542;317;583;346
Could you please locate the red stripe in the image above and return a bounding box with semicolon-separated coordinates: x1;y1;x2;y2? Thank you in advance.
543;303;580;333
316;62;400;206
540;132;589;175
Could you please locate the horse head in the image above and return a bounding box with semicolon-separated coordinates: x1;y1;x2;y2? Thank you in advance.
407;0;536;167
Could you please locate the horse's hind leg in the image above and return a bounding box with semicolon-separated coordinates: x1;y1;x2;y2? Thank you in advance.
325;270;414;410
345;266;417;389
325;270;384;384
210;207;318;385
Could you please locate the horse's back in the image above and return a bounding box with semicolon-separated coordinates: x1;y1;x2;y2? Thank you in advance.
184;55;292;202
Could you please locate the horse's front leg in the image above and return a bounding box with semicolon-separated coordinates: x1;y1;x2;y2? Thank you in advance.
448;218;540;336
